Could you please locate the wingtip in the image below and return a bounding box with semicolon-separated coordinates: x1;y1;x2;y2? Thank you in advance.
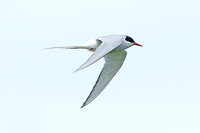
73;66;84;73
80;104;86;108
73;68;80;73
80;100;89;108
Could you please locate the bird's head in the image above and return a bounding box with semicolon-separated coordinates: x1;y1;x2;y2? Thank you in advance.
125;35;143;47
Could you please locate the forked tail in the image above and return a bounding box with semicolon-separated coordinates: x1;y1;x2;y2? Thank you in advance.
44;46;89;50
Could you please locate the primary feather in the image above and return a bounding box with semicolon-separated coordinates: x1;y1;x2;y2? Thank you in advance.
81;50;127;108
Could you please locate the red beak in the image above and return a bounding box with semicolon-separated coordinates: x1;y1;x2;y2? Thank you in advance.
133;43;143;47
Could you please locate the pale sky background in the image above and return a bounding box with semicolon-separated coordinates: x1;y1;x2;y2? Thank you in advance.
0;0;200;133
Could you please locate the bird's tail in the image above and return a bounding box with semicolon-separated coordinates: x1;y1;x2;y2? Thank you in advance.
44;46;89;50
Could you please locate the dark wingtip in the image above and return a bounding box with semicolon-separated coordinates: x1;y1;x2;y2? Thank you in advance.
80;104;85;108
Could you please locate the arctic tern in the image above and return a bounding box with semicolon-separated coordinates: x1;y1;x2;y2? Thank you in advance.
45;34;142;108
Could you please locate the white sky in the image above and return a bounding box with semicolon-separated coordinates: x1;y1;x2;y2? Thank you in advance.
0;0;200;133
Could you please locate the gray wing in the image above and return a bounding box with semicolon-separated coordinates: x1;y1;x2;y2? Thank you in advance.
81;50;127;108
75;35;125;72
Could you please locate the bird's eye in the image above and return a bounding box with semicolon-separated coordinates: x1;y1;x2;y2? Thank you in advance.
125;36;135;43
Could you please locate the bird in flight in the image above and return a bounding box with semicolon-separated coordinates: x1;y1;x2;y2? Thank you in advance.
45;34;142;108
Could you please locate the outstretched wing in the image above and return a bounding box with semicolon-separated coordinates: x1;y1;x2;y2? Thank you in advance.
81;50;127;108
75;35;125;72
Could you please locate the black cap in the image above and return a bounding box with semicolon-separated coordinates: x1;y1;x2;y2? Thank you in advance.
125;36;135;43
